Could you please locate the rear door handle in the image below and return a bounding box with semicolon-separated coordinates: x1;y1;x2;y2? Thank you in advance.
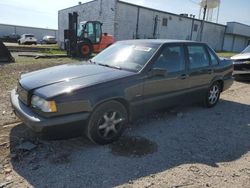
179;74;189;79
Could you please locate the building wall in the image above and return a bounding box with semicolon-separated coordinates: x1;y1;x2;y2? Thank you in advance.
115;3;138;40
115;1;225;51
156;12;193;40
0;24;57;41
227;22;250;38
58;0;250;52
223;34;249;52
233;36;247;52
202;22;226;51
223;34;234;51
58;0;116;48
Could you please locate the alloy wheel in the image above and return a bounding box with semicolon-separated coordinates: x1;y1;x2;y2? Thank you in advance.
208;84;220;105
98;111;124;139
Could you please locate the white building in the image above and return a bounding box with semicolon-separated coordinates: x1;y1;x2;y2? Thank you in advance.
58;0;250;52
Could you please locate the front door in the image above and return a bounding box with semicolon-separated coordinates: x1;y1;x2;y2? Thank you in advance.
143;44;190;112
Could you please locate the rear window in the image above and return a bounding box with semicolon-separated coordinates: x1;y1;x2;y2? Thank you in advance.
25;35;34;38
187;45;209;69
207;48;219;65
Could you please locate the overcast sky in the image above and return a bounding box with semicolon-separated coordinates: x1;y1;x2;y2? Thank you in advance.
0;0;249;29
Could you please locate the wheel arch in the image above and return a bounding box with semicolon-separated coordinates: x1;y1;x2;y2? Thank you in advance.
210;77;224;91
92;97;131;120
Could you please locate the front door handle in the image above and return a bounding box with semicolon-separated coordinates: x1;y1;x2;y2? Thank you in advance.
179;74;189;79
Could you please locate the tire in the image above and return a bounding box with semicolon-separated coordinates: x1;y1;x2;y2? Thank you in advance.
204;82;221;108
77;41;93;58
86;101;128;145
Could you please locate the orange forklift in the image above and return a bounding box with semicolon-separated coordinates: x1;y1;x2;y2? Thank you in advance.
64;12;115;58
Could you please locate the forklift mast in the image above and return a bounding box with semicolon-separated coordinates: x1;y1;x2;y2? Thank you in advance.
64;12;78;57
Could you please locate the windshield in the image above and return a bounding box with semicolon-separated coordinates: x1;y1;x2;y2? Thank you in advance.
91;42;160;72
77;22;87;37
242;45;250;53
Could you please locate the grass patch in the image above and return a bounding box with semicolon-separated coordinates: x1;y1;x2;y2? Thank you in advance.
39;49;67;55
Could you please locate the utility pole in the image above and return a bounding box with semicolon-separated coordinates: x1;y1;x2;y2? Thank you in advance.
190;14;195;40
200;0;207;41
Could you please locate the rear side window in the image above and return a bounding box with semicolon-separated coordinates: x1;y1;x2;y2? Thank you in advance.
187;45;209;69
153;45;185;73
207;48;219;65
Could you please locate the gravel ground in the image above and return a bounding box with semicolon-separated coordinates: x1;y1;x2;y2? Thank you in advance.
0;55;249;188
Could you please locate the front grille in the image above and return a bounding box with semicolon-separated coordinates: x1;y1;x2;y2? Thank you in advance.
234;64;250;71
17;83;29;105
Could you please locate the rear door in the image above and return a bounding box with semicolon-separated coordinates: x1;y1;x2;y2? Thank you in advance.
186;44;214;99
143;43;190;111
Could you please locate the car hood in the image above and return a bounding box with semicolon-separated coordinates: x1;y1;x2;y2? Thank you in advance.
231;53;250;61
20;62;135;96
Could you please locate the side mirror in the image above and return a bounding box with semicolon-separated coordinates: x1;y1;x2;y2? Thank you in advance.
149;68;167;77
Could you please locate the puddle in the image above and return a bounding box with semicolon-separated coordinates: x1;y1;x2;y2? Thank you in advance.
110;136;158;157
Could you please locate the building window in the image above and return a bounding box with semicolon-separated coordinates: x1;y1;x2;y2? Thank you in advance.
193;24;198;32
162;18;168;26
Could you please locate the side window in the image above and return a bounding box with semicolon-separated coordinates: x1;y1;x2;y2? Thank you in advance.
86;22;95;43
187;45;209;69
95;23;102;43
86;23;94;35
208;48;219;65
153;45;185;73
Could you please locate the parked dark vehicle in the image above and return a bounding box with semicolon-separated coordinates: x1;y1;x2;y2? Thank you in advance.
1;33;20;43
10;40;234;144
231;45;250;80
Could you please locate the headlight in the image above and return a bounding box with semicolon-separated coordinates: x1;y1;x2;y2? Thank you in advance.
31;95;57;112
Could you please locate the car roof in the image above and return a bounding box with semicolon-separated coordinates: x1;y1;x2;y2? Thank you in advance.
118;39;205;45
44;35;55;38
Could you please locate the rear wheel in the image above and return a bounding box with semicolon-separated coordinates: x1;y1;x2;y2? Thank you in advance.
204;82;221;108
86;101;128;145
78;41;93;58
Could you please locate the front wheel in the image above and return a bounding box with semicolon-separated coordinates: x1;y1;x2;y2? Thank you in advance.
77;41;93;58
86;101;128;145
204;82;221;108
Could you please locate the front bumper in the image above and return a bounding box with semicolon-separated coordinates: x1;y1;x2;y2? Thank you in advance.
10;89;90;133
233;63;250;80
233;63;250;74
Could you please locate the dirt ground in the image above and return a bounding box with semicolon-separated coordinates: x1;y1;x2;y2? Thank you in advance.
0;53;249;188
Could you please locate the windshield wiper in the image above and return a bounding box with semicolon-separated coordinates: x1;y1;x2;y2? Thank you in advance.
97;63;122;70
